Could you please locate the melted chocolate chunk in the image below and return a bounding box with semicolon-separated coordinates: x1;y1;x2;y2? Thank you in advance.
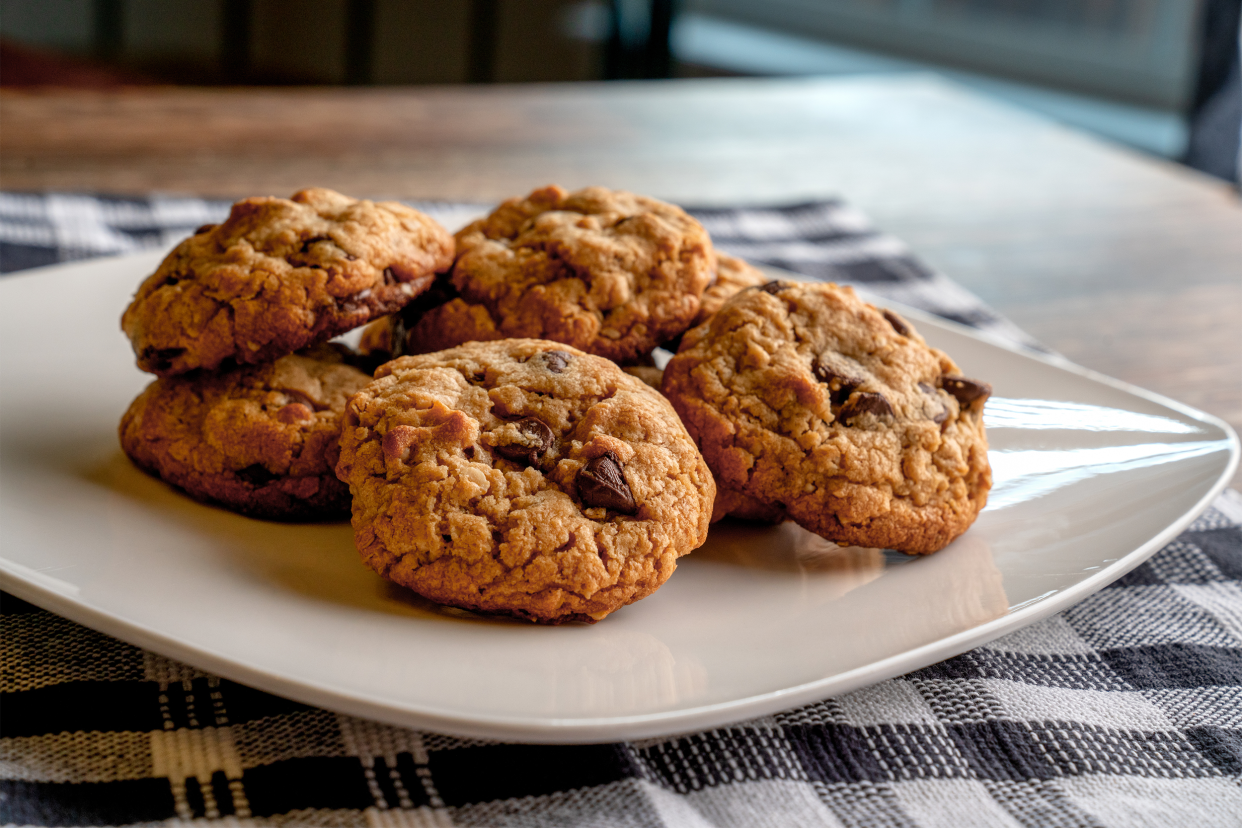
758;281;791;295
493;417;555;466
578;451;637;514
236;464;278;486
940;376;992;405
882;309;910;337
837;391;894;424
164;277;179;287
542;350;572;373
813;362;864;405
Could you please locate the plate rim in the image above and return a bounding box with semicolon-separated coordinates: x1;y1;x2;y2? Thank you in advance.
1;253;1238;743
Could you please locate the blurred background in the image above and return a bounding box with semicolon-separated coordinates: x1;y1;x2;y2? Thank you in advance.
1;0;1239;182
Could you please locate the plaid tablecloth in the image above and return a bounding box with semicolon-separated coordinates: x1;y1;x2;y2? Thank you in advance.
2;193;1240;827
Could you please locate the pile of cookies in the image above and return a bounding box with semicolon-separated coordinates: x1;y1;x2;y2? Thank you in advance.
119;187;454;520
119;184;992;624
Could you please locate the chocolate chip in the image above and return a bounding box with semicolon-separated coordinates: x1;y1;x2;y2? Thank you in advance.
164;277;179;287
758;281;791;295
578;451;637;514
813;362;863;405
882;309;910;337
493;417;554;466
543;350;572;373
236;464;278;486
837;391;894;424
194;224;216;235
940;376;992;405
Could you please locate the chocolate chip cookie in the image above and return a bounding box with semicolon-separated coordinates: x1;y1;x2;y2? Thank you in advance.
403;186;714;364
662;281;991;553
122;188;454;376
119;344;371;520
694;253;770;329
662;252;770;354
335;339;715;623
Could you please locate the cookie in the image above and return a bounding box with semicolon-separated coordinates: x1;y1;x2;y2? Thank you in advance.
662;252;770;354
356;271;461;363
119;344;371;520
355;313;406;375
712;487;787;524
662;281;991;554
693;253;770;329
122;188;454;376
621;364;664;391
335;339;715;623
403;186;714;364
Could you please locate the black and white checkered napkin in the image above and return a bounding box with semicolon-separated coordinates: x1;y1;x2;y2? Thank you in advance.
3;193;1240;826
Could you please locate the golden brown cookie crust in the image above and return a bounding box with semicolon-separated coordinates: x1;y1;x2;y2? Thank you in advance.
335;339;715;623
122;188;454;376
711;486;787;524
694;253;770;329
663;281;991;554
404;186;714;364
119;344;371;520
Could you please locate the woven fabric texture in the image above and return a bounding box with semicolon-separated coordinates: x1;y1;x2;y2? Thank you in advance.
1;193;1239;827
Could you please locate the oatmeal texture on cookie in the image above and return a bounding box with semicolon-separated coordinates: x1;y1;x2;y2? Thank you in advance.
662;281;991;553
119;344;371;520
404;185;714;364
122;187;454;376
662;252;772;354
693;253;771;328
335;339;715;623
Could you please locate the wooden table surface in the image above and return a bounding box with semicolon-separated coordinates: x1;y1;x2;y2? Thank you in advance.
3;76;1240;488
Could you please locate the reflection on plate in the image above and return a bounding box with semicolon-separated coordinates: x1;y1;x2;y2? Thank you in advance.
1;252;1236;742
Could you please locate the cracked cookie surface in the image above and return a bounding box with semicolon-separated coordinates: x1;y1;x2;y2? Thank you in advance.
694;253;770;329
335;339;715;623
404;185;714;364
120;344;371;520
662;281;991;553
122;187;454;376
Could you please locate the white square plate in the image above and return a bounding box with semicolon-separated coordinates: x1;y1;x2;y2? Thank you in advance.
1;251;1236;743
